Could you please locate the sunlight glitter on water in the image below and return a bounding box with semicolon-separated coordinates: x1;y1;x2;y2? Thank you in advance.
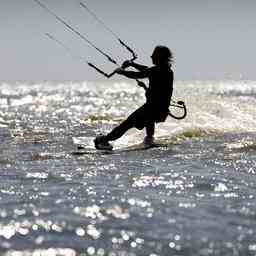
3;249;77;256
1;80;256;255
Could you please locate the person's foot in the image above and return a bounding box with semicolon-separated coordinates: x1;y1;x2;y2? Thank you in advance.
143;136;155;146
94;135;113;150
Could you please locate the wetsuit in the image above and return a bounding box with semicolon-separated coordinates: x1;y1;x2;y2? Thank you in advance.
105;63;173;141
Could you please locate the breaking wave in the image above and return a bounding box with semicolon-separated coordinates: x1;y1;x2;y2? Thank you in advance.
1;80;256;140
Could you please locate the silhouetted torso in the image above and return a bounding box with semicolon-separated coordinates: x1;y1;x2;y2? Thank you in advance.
121;63;173;110
145;64;173;109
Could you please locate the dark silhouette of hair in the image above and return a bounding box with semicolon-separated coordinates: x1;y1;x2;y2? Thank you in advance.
153;45;173;65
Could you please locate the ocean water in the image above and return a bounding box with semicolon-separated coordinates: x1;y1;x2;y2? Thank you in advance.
1;80;256;256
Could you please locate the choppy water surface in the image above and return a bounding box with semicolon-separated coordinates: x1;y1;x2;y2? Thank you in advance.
1;80;256;255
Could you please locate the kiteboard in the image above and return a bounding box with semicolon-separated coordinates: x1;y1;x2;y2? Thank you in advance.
71;136;168;155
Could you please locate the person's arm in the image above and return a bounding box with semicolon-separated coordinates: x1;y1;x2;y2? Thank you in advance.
130;62;148;71
121;60;148;71
115;67;150;79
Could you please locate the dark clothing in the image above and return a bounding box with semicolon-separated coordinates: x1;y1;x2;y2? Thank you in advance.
124;64;173;108
106;63;173;141
121;103;167;130
120;64;173;128
105;115;155;141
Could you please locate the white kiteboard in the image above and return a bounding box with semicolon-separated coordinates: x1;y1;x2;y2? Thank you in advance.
71;136;167;155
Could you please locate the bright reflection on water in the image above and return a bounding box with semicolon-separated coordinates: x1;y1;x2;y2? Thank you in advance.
1;80;256;255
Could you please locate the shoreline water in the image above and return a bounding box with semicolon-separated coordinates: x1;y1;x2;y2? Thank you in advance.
1;80;256;255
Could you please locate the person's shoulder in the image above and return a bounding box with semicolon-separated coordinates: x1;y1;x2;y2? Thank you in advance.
166;65;173;75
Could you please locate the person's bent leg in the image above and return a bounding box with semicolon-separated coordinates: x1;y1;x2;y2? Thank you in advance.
105;118;134;141
94;105;145;149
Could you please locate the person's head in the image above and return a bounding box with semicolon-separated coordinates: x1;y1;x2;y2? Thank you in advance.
151;45;173;66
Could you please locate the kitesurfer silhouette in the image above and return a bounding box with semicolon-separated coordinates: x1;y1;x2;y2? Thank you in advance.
94;45;174;150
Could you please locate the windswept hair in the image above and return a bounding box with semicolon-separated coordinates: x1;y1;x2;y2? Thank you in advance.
154;45;174;65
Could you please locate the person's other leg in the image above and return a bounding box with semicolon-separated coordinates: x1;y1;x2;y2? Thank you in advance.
144;123;155;145
146;123;155;138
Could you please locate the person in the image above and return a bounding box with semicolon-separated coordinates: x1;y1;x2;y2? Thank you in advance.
94;45;174;150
